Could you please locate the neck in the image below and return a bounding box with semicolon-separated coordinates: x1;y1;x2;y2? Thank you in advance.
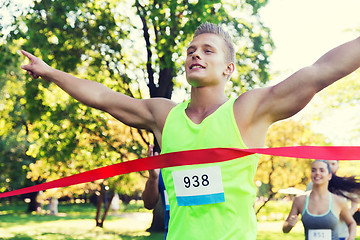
188;85;228;110
311;183;329;196
185;86;228;124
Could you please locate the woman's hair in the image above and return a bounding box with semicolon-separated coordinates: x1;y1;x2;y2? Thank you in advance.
313;160;360;200
329;175;360;201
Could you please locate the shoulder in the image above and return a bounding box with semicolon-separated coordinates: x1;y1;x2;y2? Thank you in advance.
142;98;177;141
332;193;347;207
145;97;177;116
287;194;307;215
234;86;275;117
292;194;307;210
232;87;274;147
145;97;177;108
294;194;307;204
234;87;271;111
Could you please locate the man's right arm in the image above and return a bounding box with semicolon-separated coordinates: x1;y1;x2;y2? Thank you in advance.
142;145;160;210
20;50;175;133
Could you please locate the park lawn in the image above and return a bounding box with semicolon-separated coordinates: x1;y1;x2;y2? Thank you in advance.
0;202;359;240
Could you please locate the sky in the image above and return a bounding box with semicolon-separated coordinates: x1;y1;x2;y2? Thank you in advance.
260;0;360;77
259;0;360;145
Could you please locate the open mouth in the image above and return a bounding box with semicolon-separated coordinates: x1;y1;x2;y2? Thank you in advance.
190;64;205;70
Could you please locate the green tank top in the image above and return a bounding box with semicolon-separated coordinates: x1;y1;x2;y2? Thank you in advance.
161;98;260;240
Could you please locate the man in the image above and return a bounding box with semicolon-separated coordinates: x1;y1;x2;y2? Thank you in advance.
142;145;170;239
21;22;360;239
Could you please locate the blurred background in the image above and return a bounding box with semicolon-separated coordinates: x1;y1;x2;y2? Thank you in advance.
1;0;359;239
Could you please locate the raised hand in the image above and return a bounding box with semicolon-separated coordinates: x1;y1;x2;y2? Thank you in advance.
20;50;52;80
147;145;160;180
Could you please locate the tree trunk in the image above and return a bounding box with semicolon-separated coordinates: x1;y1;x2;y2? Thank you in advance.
95;187;104;226
255;192;276;215
95;185;114;228
99;192;114;227
27;191;41;213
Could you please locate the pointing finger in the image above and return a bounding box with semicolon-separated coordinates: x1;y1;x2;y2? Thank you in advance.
21;50;35;61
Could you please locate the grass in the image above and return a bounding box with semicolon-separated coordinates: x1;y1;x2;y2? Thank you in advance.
0;201;359;240
0;201;163;240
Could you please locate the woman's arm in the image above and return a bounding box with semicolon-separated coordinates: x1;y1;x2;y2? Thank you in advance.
283;196;302;233
338;197;357;240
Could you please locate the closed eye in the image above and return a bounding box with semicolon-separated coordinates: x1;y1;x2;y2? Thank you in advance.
187;46;196;56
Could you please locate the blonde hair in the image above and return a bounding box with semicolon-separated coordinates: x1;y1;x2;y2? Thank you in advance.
194;22;235;63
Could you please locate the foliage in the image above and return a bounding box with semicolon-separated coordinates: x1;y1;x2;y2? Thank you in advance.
0;1;273;230
315;69;360;109
255;119;329;214
134;0;273;98
255;199;292;221
0;42;36;193
2;0;155;200
303;70;360;175
1;0;273;198
307;70;360;145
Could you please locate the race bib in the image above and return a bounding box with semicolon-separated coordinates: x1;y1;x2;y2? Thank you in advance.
308;229;332;240
172;166;224;206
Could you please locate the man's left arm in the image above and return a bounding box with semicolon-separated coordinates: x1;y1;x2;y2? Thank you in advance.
261;36;360;124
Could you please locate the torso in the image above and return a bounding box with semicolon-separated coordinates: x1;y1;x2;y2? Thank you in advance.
296;193;342;217
155;89;272;149
160;98;260;239
300;192;340;240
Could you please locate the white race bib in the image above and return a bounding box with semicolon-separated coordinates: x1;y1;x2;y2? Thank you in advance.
308;229;332;240
172;166;224;206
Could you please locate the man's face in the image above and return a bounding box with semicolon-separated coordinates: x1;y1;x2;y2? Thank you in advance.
326;160;339;174
185;33;232;87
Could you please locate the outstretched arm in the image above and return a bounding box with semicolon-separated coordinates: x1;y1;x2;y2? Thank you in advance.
235;36;360;147
20;50;175;134
252;36;360;124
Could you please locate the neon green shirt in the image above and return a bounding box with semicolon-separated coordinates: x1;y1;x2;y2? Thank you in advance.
161;98;260;239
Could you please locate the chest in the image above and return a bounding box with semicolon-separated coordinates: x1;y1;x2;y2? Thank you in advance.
307;199;330;215
305;197;340;217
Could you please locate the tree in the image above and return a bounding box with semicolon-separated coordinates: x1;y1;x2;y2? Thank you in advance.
0;42;39;210
135;0;272;100
2;0;273;228
255;119;328;215
304;70;360;176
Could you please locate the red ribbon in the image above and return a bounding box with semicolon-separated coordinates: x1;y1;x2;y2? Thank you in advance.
0;146;359;199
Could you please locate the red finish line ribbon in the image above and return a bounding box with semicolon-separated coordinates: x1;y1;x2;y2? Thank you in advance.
0;146;359;199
